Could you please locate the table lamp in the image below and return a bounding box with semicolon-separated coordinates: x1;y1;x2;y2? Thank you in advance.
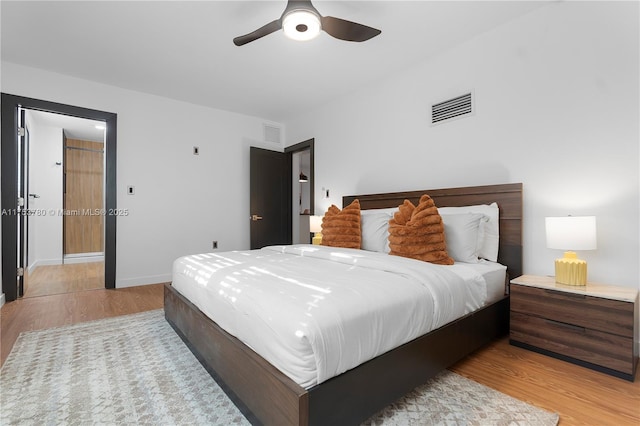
545;216;597;286
309;215;323;245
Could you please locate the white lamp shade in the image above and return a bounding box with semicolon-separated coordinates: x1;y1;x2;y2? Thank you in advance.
545;216;597;250
309;215;323;233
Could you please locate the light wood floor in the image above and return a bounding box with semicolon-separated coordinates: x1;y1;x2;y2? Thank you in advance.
1;285;638;425
450;339;640;425
24;262;104;298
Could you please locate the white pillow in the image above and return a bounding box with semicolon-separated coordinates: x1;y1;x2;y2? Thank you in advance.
360;211;393;253
360;207;398;216
441;213;486;263
438;203;499;261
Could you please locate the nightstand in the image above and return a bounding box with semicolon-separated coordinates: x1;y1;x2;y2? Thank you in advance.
510;275;638;381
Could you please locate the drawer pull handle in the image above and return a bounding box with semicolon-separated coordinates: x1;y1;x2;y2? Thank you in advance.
544;289;586;299
545;319;586;333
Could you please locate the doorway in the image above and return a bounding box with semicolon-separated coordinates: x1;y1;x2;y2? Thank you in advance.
21;110;106;298
248;139;314;249
287;139;314;244
1;93;117;303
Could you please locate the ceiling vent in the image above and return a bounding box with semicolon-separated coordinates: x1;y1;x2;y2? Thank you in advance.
431;92;473;125
263;124;281;144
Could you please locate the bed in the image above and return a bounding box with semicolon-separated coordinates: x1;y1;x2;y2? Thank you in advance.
164;182;523;425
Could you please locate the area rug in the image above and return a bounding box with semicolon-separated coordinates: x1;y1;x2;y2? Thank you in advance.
0;310;559;425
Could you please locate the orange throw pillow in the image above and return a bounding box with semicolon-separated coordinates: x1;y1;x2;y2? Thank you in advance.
321;199;361;249
388;194;454;265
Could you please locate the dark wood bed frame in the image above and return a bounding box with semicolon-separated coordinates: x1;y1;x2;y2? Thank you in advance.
164;182;523;425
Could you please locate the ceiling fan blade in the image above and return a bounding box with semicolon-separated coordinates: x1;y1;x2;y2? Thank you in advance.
233;19;282;46
321;16;381;42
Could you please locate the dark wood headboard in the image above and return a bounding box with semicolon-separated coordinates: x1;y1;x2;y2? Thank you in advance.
343;183;523;279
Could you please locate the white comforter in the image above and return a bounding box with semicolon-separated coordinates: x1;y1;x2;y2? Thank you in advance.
172;244;488;388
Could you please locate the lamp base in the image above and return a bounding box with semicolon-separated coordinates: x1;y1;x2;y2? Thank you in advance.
555;251;587;286
312;232;322;245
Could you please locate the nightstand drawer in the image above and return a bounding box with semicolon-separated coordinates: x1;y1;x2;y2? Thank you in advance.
510;284;634;338
511;311;635;375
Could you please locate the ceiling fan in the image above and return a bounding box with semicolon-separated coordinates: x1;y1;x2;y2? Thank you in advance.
233;0;381;46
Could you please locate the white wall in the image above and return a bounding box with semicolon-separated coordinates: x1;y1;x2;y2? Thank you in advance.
2;62;282;288
284;1;639;291
1;2;636;298
25;112;64;269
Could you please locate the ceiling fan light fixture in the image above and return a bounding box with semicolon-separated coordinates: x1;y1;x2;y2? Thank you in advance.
233;0;380;46
283;9;321;41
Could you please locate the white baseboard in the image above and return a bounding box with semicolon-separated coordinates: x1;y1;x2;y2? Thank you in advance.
29;259;63;271
0;293;5;308
116;274;171;288
64;252;103;258
29;255;104;271
63;255;104;264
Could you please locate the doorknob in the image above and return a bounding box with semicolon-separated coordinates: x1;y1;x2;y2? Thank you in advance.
28;194;41;198
251;214;263;221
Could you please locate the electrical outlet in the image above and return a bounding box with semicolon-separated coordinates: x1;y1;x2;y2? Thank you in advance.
212;241;218;249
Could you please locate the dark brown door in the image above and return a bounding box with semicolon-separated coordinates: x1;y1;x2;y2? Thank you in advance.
250;147;291;249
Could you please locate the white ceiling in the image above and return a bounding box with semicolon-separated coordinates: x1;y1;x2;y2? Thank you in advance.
1;1;548;123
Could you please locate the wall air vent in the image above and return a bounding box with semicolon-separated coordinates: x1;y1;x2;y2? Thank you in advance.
431;92;473;125
263;124;282;144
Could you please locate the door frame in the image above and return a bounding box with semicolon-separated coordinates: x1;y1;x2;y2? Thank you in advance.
1;93;117;302
285;138;314;215
18;108;28;297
